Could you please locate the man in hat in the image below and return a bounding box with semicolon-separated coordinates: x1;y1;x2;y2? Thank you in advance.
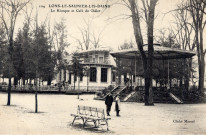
105;92;113;116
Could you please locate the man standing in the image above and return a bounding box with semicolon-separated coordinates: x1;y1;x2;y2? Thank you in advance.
105;92;113;116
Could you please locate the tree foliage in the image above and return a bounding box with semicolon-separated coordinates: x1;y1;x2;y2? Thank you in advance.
118;40;134;50
174;0;206;93
69;53;84;90
0;0;30;105
54;18;70;71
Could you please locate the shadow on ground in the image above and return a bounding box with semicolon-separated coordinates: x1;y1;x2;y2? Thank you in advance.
67;122;114;134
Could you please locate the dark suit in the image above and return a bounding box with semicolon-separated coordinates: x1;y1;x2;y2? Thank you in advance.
105;95;113;115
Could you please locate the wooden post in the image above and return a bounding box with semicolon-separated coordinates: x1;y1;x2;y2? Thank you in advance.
118;57;121;86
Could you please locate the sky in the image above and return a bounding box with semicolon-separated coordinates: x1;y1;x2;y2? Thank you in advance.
13;0;206;53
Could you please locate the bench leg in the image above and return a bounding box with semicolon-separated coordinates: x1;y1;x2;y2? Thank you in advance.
105;120;109;131
83;118;88;128
81;117;84;124
72;116;77;125
93;120;97;128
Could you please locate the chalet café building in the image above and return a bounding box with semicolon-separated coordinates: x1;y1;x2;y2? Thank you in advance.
56;45;196;92
56;48;117;91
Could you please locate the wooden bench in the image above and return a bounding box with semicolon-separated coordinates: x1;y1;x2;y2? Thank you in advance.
71;105;111;131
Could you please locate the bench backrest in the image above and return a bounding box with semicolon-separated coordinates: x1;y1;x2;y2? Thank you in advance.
77;105;105;119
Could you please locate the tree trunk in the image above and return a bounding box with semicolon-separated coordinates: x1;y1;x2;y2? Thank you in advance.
23;77;25;85
47;76;51;85
198;28;205;94
35;78;38;113
7;38;13;106
78;77;80;99
129;0;157;105
74;75;76;91
185;59;190;91
7;77;11;105
189;0;205;95
144;0;157;105
35;91;38;113
198;57;205;94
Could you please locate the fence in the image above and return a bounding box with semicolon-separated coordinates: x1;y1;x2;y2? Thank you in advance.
0;85;106;93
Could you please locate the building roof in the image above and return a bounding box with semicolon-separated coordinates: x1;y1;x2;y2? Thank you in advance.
64;49;117;67
78;47;110;54
111;45;196;60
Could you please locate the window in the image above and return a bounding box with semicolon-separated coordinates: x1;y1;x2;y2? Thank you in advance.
89;55;92;62
101;68;107;82
99;57;104;63
95;54;98;63
90;67;97;82
93;58;95;63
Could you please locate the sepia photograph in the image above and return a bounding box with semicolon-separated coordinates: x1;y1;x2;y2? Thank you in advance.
0;0;206;134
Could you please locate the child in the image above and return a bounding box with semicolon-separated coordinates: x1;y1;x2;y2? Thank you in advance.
115;95;120;116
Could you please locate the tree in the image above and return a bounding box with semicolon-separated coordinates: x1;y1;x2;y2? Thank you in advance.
119;40;134;50
12;22;35;86
13;30;25;85
22;22;36;83
173;0;206;94
173;3;195;51
172;3;198;91
35;25;53;82
12;11;55;112
0;22;7;76
54;18;70;71
186;0;206;94
47;20;57;85
126;0;158;105
33;13;54;112
76;19;92;50
70;53;84;99
0;0;30;105
156;29;181;48
73;18;105;50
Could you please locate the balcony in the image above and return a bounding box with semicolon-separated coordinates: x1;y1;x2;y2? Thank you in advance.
83;58;110;65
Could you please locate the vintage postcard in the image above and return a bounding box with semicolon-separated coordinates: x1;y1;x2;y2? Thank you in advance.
0;0;206;135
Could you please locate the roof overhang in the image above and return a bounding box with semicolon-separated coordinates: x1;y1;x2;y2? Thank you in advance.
110;45;196;60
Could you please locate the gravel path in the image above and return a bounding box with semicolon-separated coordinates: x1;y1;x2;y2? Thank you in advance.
0;92;206;135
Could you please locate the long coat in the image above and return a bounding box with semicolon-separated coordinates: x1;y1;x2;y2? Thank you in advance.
115;97;120;111
105;95;113;106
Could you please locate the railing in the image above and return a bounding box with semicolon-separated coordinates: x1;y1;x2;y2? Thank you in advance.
0;85;106;93
83;58;110;65
64;86;105;92
0;85;59;91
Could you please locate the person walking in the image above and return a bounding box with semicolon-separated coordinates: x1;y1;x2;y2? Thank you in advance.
105;92;113;116
115;95;121;116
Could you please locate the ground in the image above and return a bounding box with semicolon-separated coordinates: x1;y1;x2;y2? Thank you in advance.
0;92;206;135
